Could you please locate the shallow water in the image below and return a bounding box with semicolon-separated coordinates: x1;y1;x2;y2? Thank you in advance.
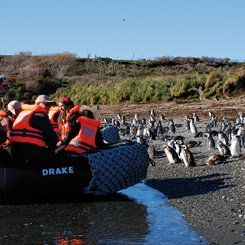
0;182;206;244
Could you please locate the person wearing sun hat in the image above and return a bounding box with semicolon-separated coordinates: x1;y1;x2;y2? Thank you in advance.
0;100;22;146
11;95;58;163
7;100;22;117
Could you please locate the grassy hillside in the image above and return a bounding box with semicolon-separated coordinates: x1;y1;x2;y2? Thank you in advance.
0;53;245;105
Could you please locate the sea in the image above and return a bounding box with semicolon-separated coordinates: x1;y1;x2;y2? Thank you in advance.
0;182;207;244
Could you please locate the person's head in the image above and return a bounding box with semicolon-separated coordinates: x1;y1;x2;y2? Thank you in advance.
7;100;22;117
81;109;95;119
58;97;74;112
35;95;55;112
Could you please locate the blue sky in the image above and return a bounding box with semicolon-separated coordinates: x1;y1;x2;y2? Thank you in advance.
1;0;245;61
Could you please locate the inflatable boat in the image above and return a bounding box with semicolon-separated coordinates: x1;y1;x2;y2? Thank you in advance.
0;140;150;201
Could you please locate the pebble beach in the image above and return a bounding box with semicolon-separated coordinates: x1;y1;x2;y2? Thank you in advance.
93;98;245;245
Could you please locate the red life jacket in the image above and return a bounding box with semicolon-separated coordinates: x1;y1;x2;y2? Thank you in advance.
11;106;48;147
0;111;16;145
60;105;81;140
65;116;101;153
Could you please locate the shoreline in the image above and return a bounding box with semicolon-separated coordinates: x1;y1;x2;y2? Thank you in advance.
95;99;245;245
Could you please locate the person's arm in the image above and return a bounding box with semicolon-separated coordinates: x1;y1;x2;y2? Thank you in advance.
96;129;105;148
61;121;80;146
30;112;58;150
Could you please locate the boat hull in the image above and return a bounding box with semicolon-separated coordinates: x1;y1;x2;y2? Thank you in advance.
0;141;149;201
0;156;92;201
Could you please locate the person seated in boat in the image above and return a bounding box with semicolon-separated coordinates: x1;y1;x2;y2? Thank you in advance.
11;95;58;163
56;109;105;155
0;100;22;147
49;96;80;141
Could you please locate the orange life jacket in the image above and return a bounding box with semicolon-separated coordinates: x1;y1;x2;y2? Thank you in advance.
49;108;61;139
11;106;48;147
60;105;81;140
65;116;101;153
0;111;16;145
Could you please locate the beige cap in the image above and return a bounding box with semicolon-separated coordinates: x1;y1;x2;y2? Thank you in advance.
35;95;55;104
7;100;22;115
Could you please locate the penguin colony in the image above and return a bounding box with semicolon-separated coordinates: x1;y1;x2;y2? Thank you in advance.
101;108;245;168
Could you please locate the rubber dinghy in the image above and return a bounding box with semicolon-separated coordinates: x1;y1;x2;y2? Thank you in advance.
0;140;150;201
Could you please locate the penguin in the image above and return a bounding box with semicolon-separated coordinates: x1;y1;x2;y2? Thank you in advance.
149;114;156;127
156;120;164;135
150;109;156;117
179;144;196;167
132;114;139;126
218;131;229;146
234;125;245;146
163;144;180;164
223;122;232;141
210;116;218;128
217;140;231;157
230;134;241;157
147;145;155;159
220;117;229;131
147;145;156;165
184;140;202;148
159;113;165;122
142;127;150;139
206;154;225;166
129;125;137;140
184;116;191;130
120;115;126;126
207;109;216;120
204;132;215;149
192;112;199;123
168;118;176;134
235;112;244;124
189;118;198;137
172;140;183;157
104;118;110;124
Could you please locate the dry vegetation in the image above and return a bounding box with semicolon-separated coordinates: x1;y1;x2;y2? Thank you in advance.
0;53;245;105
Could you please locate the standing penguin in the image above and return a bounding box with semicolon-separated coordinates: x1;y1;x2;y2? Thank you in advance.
179;145;196;167
168;118;176;134
204;132;215;149
230;134;241;157
192;112;200;123
218;131;229;146
163;144;180;164
217;141;231;157
189;118;198;137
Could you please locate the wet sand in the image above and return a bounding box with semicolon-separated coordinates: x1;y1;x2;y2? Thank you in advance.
93;98;245;245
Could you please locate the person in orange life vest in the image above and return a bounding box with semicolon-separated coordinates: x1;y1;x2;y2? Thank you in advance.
56;97;81;142
48;98;69;140
11;95;58;163
0;100;22;146
56;109;104;154
0;100;22;164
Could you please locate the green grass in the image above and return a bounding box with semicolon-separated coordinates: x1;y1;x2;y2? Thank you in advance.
0;54;244;105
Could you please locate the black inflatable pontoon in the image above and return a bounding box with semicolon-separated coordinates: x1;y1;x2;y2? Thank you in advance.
0;140;150;201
